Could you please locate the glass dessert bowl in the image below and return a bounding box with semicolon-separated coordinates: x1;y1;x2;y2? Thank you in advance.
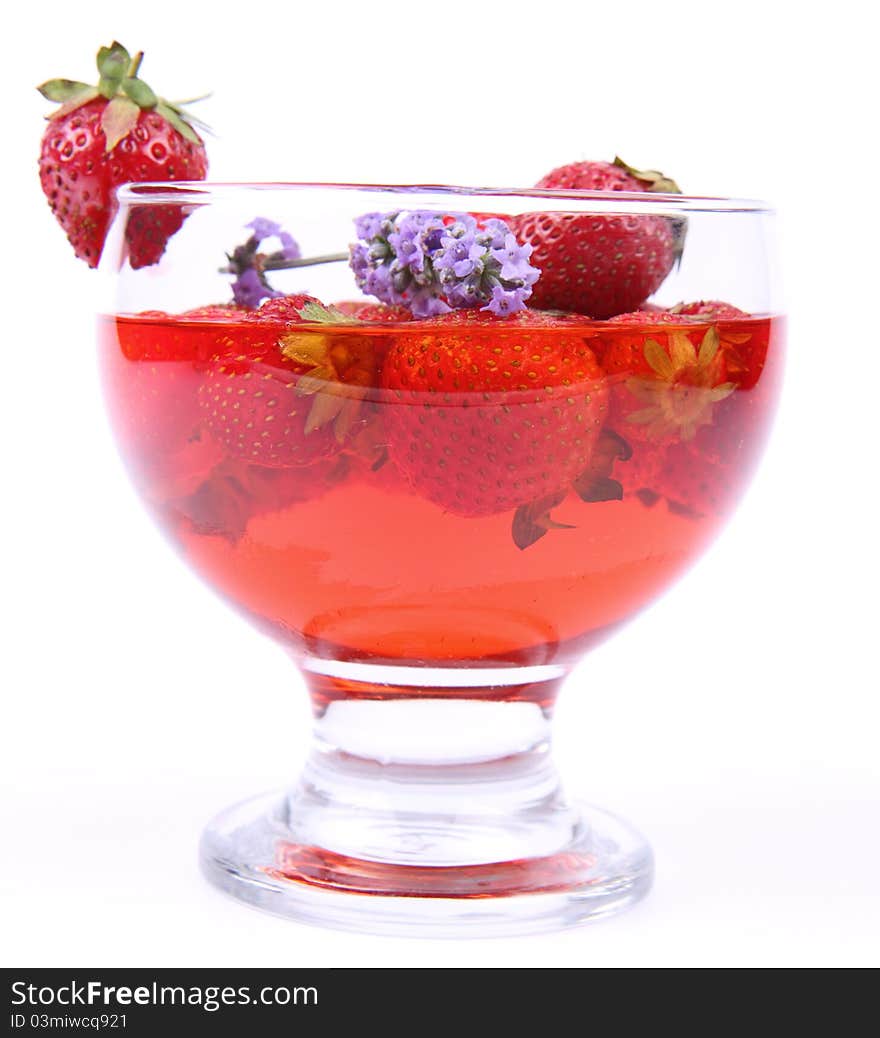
98;182;783;936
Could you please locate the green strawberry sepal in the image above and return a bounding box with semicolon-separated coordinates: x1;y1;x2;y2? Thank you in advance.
37;40;206;153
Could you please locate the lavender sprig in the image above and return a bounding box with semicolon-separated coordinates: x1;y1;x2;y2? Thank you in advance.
225;218;302;308
350;211;540;317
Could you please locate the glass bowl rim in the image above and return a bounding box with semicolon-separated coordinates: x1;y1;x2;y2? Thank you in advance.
114;180;774;215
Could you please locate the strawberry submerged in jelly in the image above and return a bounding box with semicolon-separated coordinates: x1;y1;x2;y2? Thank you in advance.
194;297;383;470
380;309;610;533
594;302;776;515
103;306;239;496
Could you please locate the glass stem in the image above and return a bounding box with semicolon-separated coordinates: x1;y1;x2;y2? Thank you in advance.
283;670;576;870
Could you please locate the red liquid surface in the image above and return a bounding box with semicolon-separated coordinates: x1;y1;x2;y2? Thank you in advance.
98;310;783;671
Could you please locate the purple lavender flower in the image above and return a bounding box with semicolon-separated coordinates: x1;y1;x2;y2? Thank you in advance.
227;218;302;308
231;268;271;308
246;217;301;262
486;284;526;316
349;209;540;318
498;233;539;285
247;217;281;242
354;212;391;243
480;219;512;250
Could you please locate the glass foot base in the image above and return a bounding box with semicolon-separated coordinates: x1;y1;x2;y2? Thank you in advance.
200;791;653;937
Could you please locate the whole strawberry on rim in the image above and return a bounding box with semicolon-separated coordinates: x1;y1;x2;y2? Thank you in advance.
38;41;208;268
510;157;682;319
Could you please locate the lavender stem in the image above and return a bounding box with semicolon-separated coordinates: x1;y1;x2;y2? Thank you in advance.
219;251;349;275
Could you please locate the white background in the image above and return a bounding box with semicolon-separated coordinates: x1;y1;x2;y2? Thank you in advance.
1;0;877;968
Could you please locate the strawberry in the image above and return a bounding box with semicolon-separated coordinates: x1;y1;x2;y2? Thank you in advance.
180;303;249;322
671;300;749;321
653;367;775;518
102;309;243;497
605;309;685;325
649;331;780;521
595;301;781;513
380;309;609;523
603;323;736;432
595;308;686;368
38;41;207;268
198;299;380;468
605;304;748;328
605;302;766;386
510;157;682;319
244;294;320;323
108;310;235;457
655;440;736;519
333;301;414;322
666;300;772;391
596;316;739;503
